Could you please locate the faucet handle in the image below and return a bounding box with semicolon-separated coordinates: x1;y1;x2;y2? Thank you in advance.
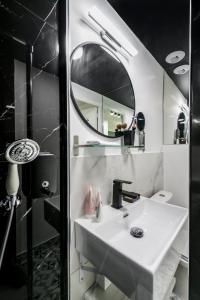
113;179;132;185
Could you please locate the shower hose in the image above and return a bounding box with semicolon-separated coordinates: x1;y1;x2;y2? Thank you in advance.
0;197;16;270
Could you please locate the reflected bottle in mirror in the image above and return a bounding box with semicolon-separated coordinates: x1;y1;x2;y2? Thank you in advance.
115;123;124;138
115;123;135;145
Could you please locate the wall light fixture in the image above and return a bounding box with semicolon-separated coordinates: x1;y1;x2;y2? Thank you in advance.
86;6;138;60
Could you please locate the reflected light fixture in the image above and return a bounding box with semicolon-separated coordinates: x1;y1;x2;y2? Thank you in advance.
110;111;121;117
87;6;138;60
56;43;59;55
178;103;189;112
72;47;83;60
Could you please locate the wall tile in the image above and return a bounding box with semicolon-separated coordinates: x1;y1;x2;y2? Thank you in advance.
70;152;163;274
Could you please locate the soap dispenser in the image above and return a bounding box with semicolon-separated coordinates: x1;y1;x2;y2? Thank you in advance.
96;190;103;222
83;186;95;218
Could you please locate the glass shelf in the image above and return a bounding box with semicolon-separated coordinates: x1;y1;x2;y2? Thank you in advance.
73;136;145;156
74;143;143;149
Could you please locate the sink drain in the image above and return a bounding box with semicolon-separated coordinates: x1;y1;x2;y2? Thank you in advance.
130;227;144;238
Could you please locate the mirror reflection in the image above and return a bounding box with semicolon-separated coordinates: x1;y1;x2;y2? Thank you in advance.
71;43;135;137
163;72;189;144
175;112;188;144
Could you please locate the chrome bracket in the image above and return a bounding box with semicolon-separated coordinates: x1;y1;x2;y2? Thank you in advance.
0;195;21;212
73;135;79;156
79;254;98;282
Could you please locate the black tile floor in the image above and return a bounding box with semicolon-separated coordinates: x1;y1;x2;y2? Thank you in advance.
32;237;60;300
0;236;60;300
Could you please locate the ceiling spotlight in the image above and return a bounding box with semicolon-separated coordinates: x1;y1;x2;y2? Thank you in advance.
165;51;185;64
117;114;121;118
173;65;190;75
110;111;114;116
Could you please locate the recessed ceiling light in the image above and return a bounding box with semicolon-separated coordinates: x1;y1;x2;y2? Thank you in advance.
165;51;185;64
173;65;190;75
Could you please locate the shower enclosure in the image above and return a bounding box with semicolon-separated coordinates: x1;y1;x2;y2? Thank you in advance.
0;1;68;299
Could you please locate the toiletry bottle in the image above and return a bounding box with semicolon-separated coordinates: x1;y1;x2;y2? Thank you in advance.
96;190;103;222
115;124;123;137
84;186;95;218
131;120;137;146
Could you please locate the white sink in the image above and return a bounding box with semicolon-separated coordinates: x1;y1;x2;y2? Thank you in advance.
75;197;188;300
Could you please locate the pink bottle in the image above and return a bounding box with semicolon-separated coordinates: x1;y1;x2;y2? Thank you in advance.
84;186;95;218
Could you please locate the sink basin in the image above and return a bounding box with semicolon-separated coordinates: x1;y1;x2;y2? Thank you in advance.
75;197;188;300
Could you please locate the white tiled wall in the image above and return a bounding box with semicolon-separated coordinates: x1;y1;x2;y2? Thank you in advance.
69;0;166;298
70;0;164;154
163;144;189;259
163;73;189;145
163;145;189;209
70;152;163;275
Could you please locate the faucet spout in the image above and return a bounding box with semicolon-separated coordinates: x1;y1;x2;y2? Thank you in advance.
122;190;140;203
112;179;140;209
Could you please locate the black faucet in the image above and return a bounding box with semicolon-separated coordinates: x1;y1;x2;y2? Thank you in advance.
112;179;140;209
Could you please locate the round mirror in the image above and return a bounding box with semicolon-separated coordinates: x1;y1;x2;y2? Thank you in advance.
71;43;135;138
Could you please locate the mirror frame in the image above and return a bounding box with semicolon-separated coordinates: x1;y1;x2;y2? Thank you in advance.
70;42;136;139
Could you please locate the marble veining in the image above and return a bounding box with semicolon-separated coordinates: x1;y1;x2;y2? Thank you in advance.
0;0;62;299
0;1;23;18
70;152;163;274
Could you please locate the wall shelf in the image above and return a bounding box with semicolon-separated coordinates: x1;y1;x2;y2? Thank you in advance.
73;136;144;156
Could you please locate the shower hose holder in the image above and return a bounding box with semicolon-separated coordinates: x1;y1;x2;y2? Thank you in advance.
0;194;21;212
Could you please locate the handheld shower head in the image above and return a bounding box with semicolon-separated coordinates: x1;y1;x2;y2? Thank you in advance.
5;139;40;165
5;139;40;197
0;139;39;271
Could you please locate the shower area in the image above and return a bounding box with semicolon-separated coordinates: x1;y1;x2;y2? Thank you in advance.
0;1;68;299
